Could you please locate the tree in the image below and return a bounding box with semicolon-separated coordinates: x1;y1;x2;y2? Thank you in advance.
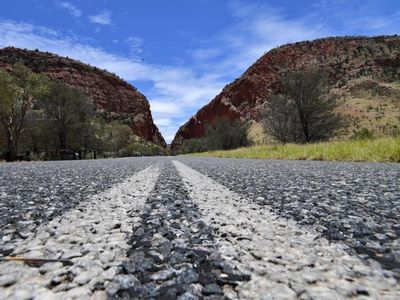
182;138;207;153
0;63;49;161
18;110;51;155
262;94;297;143
0;125;7;159
263;69;343;143
90;117;110;156
0;71;17;160
183;118;249;153
38;81;95;150
205;118;249;150
107;123;133;156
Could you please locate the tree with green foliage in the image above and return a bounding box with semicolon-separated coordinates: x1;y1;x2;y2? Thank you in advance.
183;118;249;153
0;123;7;159
90;118;108;156
261;94;296;143
0;63;49;161
204;118;249;151
124;141;165;157
263;69;343;143
0;71;17;160
182;138;207;153
90;119;166;157
107;123;133;156
38;81;94;150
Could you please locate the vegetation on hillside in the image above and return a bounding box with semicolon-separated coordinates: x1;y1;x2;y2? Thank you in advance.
171;35;400;150
185;68;400;162
338;78;400;138
0;63;165;161
181;118;249;153
0;47;167;148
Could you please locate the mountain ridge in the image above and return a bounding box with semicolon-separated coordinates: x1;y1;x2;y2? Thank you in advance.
0;47;166;148
171;35;400;150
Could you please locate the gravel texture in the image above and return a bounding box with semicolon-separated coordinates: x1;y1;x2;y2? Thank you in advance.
177;157;400;277
174;160;400;299
0;165;159;299
1;156;399;299
0;158;157;245
109;161;250;299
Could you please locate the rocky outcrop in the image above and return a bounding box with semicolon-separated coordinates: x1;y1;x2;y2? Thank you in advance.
171;36;400;150
0;47;166;147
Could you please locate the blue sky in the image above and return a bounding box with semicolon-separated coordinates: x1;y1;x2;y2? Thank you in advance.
0;1;399;142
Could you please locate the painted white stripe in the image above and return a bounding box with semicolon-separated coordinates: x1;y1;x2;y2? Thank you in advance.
0;165;160;300
173;160;400;300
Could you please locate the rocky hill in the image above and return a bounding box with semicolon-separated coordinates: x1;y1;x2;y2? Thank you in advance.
171;36;400;150
0;47;166;147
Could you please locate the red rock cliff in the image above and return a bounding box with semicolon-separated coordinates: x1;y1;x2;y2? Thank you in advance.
171;36;400;150
0;47;166;147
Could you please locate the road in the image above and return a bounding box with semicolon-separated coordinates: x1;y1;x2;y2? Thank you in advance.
0;157;399;299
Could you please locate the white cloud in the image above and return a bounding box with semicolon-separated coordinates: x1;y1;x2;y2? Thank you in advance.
189;48;221;60
0;20;224;142
157;127;178;145
125;36;144;56
2;1;398;143
150;101;183;117
154;118;173;127
89;11;112;25
189;1;322;76
57;1;82;18
153;118;176;142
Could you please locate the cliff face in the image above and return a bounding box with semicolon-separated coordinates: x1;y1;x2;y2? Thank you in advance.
171;36;400;150
0;47;166;147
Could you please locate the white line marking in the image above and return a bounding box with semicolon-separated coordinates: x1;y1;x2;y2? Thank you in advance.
0;165;160;300
173;160;400;299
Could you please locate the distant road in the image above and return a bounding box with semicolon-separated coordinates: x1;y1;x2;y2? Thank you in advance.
1;157;399;299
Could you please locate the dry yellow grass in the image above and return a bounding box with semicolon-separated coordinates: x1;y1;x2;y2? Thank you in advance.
191;138;400;163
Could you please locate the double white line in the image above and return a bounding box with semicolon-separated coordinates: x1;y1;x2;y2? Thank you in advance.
1;160;399;299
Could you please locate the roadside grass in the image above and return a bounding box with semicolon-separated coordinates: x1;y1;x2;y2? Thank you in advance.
190;137;400;163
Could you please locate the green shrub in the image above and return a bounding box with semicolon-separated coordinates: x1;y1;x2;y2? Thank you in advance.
182;118;249;153
203;118;249;151
182;138;207;153
125;142;165;156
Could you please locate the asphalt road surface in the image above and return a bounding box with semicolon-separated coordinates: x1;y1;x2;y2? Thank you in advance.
0;157;399;299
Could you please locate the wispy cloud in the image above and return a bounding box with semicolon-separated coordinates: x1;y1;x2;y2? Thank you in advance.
188;48;222;61
125;36;144;57
189;1;322;76
347;13;400;31
89;11;112;25
0;20;223;142
306;0;400;35
56;1;82;18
